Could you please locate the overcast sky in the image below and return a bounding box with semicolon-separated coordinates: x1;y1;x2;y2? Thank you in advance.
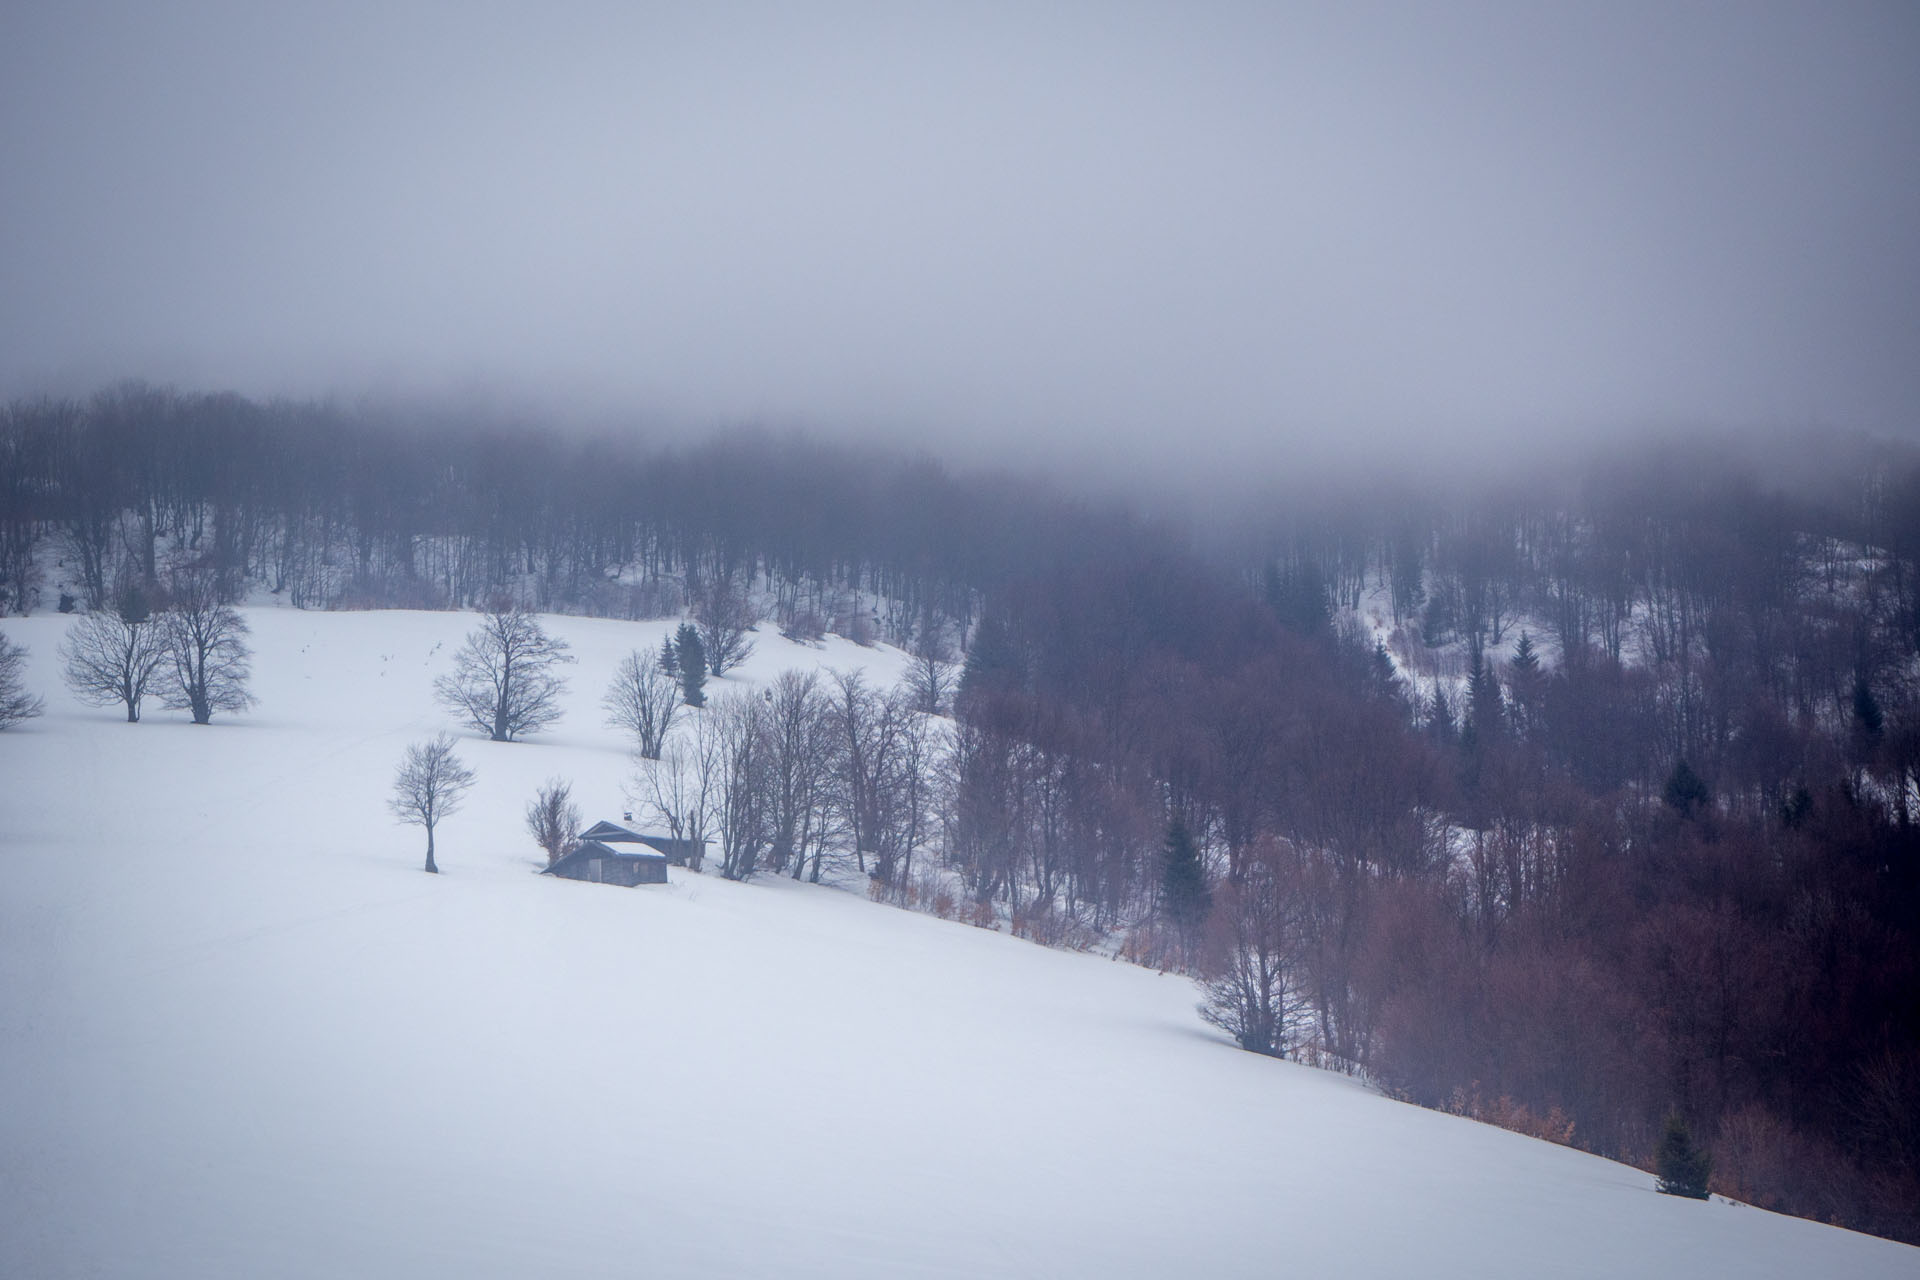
2;2;1915;481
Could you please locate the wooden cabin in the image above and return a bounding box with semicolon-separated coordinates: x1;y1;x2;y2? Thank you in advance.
576;820;706;869
544;839;669;887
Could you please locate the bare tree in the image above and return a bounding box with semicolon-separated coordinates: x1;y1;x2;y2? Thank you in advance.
58;590;168;721
603;647;680;758
0;634;45;729
905;621;958;716
694;577;759;677
390;733;476;874
1197;836;1309;1057
761;670;837;880
435;603;574;742
160;571;254;724
630;717;720;873
526;777;582;867
709;690;769;881
827;671;931;885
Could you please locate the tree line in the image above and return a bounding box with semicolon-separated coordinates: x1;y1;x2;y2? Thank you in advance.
6;383;1917;1242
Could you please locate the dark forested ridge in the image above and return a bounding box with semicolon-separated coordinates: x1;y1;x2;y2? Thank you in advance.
5;385;1918;1242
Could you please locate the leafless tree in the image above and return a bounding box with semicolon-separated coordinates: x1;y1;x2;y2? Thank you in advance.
630;713;720;873
0;634;44;729
526;777;582;868
390;733;476;875
761;669;838;880
603;647;680;758
694;576;759;676
708;690;769;881
58;590;168;721
885;698;942;890
160;571;254;724
1197;836;1309;1057
435;602;574;742
905;622;958;716
827;671;933;885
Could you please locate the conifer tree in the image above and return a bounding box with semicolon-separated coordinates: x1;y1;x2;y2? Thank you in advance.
1852;676;1884;739
1427;684;1457;746
1509;630;1540;677
1467;643;1504;741
1505;631;1543;738
675;621;707;707
1663;759;1709;819
1655;1112;1713;1199
1161;819;1210;955
659;632;680;680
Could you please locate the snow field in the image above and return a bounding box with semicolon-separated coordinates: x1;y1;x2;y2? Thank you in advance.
0;607;1914;1278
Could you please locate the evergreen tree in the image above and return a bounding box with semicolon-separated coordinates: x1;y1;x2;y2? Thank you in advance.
659;632;680;680
1509;630;1540;678
1505;631;1543;739
1368;641;1401;704
1264;560;1330;638
957;611;1024;708
1161;819;1210;952
1852;675;1884;739
1426;684;1457;747
675;621;707;708
1467;643;1504;741
1655;1112;1713;1199
1663;759;1710;819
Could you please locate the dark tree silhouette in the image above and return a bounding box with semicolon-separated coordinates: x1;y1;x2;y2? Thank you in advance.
674;622;707;708
603;648;680;758
1656;1112;1713;1199
390;733;475;875
525;777;581;868
160;572;254;724
1161;819;1210;961
435;604;574;742
0;634;44;729
58;590;168;722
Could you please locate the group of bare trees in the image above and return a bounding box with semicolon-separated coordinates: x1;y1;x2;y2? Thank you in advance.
55;573;254;724
0;389;1024;649
628;668;943;885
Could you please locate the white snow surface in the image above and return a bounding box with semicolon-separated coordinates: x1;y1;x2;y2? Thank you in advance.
1;608;1914;1279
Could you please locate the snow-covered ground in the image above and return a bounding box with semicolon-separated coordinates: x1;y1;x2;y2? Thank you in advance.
1;607;1913;1278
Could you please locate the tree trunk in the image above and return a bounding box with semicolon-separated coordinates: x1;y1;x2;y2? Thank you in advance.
424;825;439;874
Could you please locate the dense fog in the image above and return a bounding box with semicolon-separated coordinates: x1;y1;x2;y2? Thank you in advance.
3;2;1916;487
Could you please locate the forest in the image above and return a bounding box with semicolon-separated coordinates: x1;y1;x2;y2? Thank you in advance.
3;383;1917;1242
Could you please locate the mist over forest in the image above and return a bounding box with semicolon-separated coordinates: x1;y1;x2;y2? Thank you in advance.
3;0;1918;1264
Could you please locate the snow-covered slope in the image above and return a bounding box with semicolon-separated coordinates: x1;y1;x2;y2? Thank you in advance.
0;608;1912;1279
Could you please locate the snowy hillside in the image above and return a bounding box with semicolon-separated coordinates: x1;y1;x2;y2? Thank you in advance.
0;607;1913;1279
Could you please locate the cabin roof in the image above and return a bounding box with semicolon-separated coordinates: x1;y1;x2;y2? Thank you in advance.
545;839;671;875
578;820;689;845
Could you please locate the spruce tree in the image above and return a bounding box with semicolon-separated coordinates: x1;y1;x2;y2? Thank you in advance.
1505;631;1542;738
1655;1111;1712;1199
1467;644;1503;741
1852;676;1883;739
659;632;680;680
1663;759;1709;819
1509;630;1540;678
675;621;707;707
1427;684;1457;746
1161;819;1210;955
